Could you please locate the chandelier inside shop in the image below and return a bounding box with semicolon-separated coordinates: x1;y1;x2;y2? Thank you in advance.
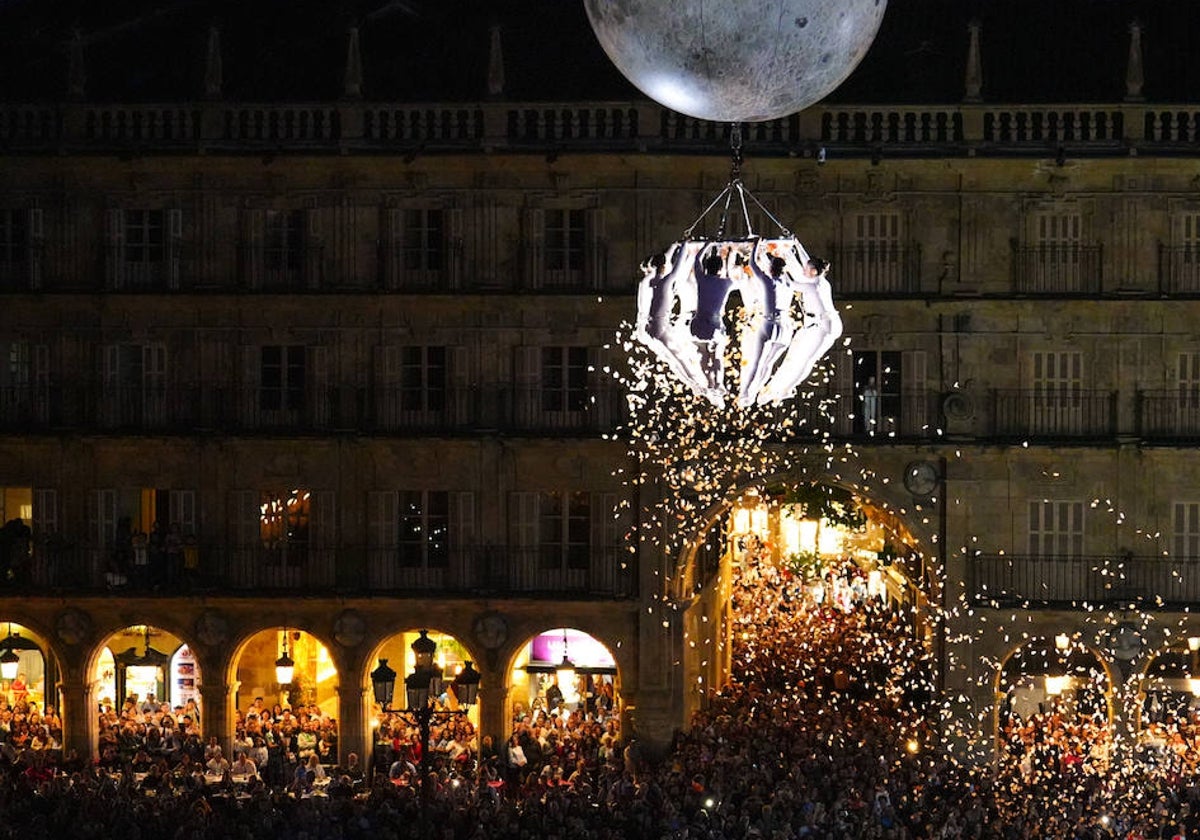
633;128;842;407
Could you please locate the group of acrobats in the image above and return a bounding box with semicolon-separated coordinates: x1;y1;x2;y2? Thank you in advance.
634;236;843;407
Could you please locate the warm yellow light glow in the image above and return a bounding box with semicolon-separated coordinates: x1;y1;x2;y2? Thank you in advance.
749;505;768;534
817;524;843;556
1054;633;1070;651
1190;678;1200;697
797;519;819;552
905;739;919;754
1045;675;1068;696
732;507;751;535
1188;636;1200;653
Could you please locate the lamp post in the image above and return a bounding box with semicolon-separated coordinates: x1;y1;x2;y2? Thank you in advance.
370;629;481;793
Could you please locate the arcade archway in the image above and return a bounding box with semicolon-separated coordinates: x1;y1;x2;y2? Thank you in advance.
996;636;1113;778
680;480;934;712
367;628;480;782
92;624;197;762
506;627;622;784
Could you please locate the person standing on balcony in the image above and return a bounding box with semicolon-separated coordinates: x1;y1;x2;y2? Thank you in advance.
148;521;166;591
861;376;880;433
131;528;150;590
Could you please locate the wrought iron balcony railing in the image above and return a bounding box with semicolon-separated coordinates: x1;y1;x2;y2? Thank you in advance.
1137;390;1200;440
14;542;634;599
1158;245;1200;296
0;383;628;436
970;553;1200;609
988;389;1117;438
1011;244;1103;295
827;243;922;296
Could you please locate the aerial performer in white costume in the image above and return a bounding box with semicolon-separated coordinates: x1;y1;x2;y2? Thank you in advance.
738;237;801;407
634;241;709;397
756;253;842;405
689;244;736;405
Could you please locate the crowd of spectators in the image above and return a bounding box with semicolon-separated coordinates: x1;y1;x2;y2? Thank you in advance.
7;544;1200;837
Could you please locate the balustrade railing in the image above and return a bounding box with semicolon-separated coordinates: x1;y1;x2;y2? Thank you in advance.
970;554;1200;608
0;101;1194;154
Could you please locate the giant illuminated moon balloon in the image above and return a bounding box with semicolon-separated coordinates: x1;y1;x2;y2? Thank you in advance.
583;0;887;122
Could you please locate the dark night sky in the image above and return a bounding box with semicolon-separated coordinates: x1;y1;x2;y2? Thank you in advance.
0;0;1197;105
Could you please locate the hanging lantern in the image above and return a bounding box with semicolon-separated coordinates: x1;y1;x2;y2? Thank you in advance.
0;649;18;681
275;633;295;686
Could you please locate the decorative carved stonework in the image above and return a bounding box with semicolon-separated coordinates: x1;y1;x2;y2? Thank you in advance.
55;608;92;646
333;610;367;648
194;610;230;648
473;612;509;650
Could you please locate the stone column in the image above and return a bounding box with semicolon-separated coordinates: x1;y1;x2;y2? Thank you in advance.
337;683;368;769
199;682;234;759
476;682;507;751
58;677;92;761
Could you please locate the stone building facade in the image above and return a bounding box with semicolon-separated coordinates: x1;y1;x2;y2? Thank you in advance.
3;92;1200;763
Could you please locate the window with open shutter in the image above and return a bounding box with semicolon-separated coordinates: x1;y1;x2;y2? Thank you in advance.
544;209;586;289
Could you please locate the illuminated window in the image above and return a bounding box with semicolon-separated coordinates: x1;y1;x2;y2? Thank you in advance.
259;489;311;566
398;490;449;568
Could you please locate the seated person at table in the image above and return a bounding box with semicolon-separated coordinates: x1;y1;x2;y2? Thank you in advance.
342;751;365;783
205;745;230;775
230;750;257;777
305;752;326;781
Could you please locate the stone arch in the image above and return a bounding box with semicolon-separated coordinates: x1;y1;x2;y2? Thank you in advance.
0;613;64;727
86;621;199;762
362;626;485;780
1135;637;1200;733
993;634;1116;769
226;623;340;714
503;625;627;745
672;467;939;726
671;467;939;600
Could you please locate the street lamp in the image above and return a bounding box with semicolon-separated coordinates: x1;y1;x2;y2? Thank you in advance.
555;628;576;700
371;629;481;792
